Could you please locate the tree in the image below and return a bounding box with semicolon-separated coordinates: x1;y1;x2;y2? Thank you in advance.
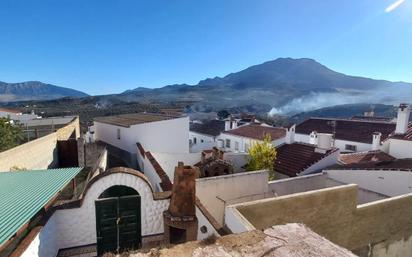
0;117;23;152
246;134;277;180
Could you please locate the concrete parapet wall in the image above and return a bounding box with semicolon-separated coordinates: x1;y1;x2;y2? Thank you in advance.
0;117;80;171
229;184;412;257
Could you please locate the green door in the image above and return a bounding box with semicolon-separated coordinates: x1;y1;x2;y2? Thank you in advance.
95;195;141;256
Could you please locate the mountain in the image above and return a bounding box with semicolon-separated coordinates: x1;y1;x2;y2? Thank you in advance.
121;58;412;114
0;81;88;102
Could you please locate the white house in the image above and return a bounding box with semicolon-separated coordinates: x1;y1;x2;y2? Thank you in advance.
0;108;39;123
189;120;225;152
274;126;340;178
294;116;397;153
93;113;189;155
218;124;286;152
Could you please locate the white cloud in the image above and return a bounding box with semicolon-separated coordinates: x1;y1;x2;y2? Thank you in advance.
385;0;406;13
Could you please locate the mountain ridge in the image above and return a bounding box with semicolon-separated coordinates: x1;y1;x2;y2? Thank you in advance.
0;81;88;102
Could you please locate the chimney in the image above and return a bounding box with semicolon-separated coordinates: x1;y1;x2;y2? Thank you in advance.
317;133;333;150
309;131;318;145
163;163;198;244
231;120;238;129
201;152;206;164
168;163;196;217
224;119;231;131
285;124;296;144
395;103;411;134
372;132;381;151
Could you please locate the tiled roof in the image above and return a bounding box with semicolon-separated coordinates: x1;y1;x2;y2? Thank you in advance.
94;113;181;128
296;118;396;144
328;158;412;171
0;167;83;246
389;123;412;141
190;120;225;136
350;116;395;123
339;150;395;165
222;124;286;141
275;143;337;177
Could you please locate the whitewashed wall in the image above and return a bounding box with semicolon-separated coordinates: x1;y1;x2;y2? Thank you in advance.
40;173;168;256
388;139;412;158
20;211;61;257
224;206;255;233
189;131;215;144
326;169;412;197
196;170;268;225
300;150;340;175
295;133;372;152
195;207;219;240
151;152;201;180
94;116;189;154
217;133;285;153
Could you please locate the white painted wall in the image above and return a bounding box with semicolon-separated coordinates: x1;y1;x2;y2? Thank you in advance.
300;149;340;175
49;173;169;252
388;139;412;158
151;152;201;181
217;133;285;153
326;169;412;197
295;133;372;152
195;207;219;240
94;116;189;154
189;131;216;144
196;170;268;225
224;206;255;233
20;211;61;257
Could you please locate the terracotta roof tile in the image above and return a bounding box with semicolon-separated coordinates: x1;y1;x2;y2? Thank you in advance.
389;123;412;141
296;118;396;144
275;143;337;177
222;124;286;141
339;150;395;165
328;158;412;171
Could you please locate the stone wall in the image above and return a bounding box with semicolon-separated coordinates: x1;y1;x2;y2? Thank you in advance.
228;184;412;257
0;117;80;171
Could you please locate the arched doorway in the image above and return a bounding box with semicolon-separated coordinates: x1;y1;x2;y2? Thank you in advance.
95;185;141;256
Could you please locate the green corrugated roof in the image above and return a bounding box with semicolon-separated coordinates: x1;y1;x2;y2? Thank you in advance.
0;167;82;246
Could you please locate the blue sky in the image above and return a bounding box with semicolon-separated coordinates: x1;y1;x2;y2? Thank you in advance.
0;0;411;95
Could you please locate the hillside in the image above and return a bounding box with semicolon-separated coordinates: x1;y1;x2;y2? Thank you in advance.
121;58;412;114
0;81;88;102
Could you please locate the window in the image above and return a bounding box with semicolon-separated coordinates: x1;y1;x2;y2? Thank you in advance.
201;139;204;143
235;141;239;151
225;139;231;148
193;137;197;144
117;128;121;140
345;144;357;152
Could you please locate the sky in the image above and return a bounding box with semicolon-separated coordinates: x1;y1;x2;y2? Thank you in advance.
0;0;411;95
